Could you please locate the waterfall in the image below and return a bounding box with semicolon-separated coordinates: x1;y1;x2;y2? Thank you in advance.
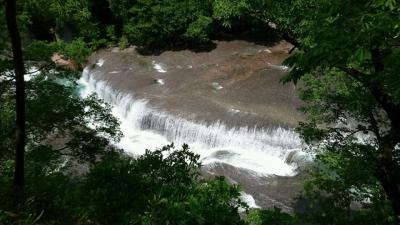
78;67;305;177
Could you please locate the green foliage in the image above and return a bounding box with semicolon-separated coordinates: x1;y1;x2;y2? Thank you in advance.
299;150;397;225
0;66;121;224
0;142;247;224
21;0;100;41
246;208;302;225
118;35;129;49
272;0;400;222
0;0;284;50
24;39;91;66
24;41;59;62
60;38;91;65
105;25;117;42
112;0;214;48
212;0;250;28
0;6;9;51
80;144;246;225
212;0;400;222
0;68;122;172
184;16;213;44
280;0;400;87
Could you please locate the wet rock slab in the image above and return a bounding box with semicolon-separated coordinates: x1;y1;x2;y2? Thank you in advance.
202;162;305;213
86;40;303;129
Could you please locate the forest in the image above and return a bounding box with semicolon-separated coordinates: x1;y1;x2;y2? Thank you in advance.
1;0;400;224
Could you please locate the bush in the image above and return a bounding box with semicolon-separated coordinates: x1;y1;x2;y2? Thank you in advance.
79;144;246;225
118;35;129;49
246;208;301;225
110;0;214;49
0;144;247;225
184;16;213;44
60;38;91;65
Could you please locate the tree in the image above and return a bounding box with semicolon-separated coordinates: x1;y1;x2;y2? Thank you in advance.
214;0;400;219
0;67;123;223
22;0;99;41
108;0;215;48
280;0;400;218
5;0;26;192
2;0;99;193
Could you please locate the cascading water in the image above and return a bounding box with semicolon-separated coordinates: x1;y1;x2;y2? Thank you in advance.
78;66;305;177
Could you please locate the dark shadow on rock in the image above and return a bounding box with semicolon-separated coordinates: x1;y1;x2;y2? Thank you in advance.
135;19;282;56
136;41;217;56
213;21;282;47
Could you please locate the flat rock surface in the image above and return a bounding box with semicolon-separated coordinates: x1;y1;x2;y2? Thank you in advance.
87;40;303;128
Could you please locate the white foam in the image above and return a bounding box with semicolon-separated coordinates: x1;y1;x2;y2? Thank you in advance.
258;48;271;54
96;58;105;67
78;68;303;176
154;79;165;85
212;82;223;90
23;66;41;81
152;61;167;73
268;63;290;72
228;108;241;114
2;66;40;82
240;192;260;210
264;48;272;53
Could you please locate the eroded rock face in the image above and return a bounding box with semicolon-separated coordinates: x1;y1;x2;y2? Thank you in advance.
82;40;307;211
52;53;79;70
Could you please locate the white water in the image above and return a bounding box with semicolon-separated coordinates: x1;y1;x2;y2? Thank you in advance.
268;63;290;72
240;192;260;210
1;66;45;82
212;82;224;90
154;79;165;85
96;58;105;67
78;67;304;177
152;61;167;73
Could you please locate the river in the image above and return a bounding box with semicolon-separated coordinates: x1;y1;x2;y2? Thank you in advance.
78;40;308;211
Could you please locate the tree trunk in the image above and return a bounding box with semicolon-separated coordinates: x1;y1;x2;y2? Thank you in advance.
5;0;26;191
341;65;400;218
378;163;400;218
377;142;400;218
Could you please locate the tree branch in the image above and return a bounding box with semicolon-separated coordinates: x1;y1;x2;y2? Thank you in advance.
368;109;382;143
339;66;400;132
